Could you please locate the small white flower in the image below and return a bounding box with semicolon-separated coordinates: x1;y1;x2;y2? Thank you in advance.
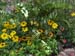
24;10;28;17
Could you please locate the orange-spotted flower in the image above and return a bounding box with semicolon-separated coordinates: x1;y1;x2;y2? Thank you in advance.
10;31;16;37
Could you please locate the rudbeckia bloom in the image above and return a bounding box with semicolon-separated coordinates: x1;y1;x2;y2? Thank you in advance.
22;27;28;32
71;12;75;16
10;31;16;37
52;23;58;29
48;32;54;37
2;29;7;33
48;20;54;26
11;36;19;42
20;21;27;27
9;23;17;29
0;42;7;48
3;21;10;28
1;33;8;40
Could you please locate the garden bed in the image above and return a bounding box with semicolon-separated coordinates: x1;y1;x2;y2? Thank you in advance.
0;0;75;56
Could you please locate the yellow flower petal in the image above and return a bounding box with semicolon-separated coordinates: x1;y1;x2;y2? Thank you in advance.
48;20;54;26
11;36;19;42
2;29;7;33
20;21;27;27
1;33;9;40
52;23;58;29
22;27;28;32
10;31;16;37
3;21;10;28
71;12;75;16
0;42;7;48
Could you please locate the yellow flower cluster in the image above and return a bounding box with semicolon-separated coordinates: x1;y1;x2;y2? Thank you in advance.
3;21;16;29
48;20;58;29
20;21;29;32
0;19;59;48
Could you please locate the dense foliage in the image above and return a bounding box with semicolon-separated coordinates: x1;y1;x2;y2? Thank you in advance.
0;0;75;56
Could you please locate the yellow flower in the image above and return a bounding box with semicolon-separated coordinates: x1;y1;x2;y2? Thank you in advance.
71;12;75;16
20;21;27;27
2;29;7;32
11;36;19;42
10;31;16;37
0;42;7;48
52;23;58;29
1;33;8;40
27;40;32;46
48;32;54;37
37;29;44;33
3;21;10;28
10;24;16;29
48;20;54;26
22;27;28;32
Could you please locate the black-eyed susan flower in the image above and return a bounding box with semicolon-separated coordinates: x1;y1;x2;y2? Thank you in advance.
1;33;9;40
3;21;10;28
9;23;16;29
48;32;54;37
52;23;58;29
0;42;7;48
22;27;28;32
2;29;7;33
10;31;16;37
11;36;19;42
71;12;75;16
37;29;44;33
47;20;54;26
20;21;27;27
